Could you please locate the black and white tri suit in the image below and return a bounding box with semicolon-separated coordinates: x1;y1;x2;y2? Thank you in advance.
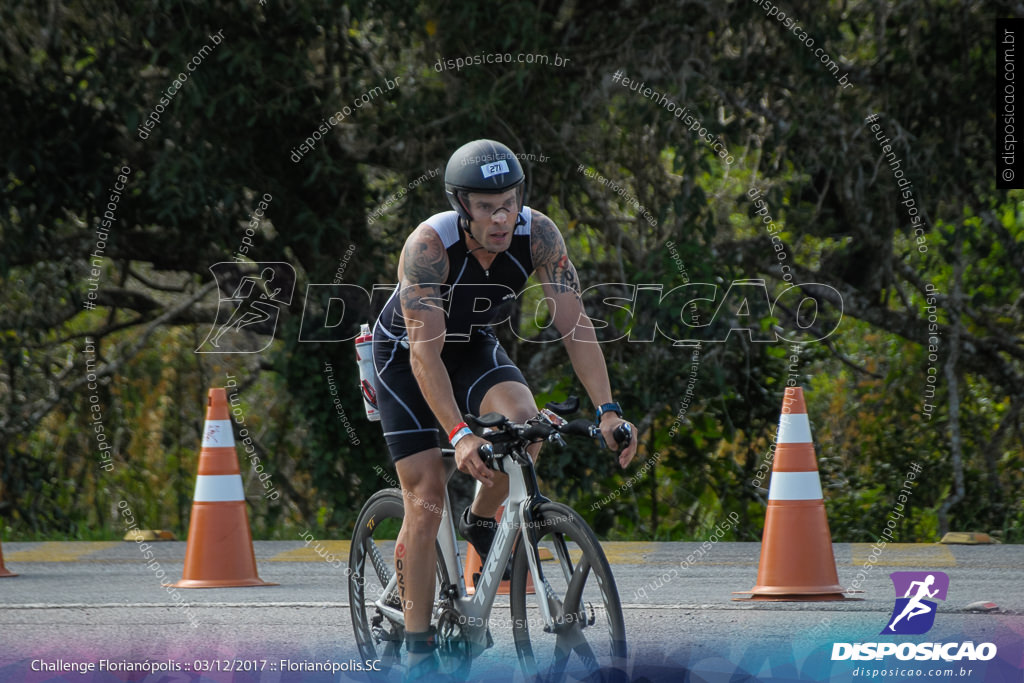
372;208;535;461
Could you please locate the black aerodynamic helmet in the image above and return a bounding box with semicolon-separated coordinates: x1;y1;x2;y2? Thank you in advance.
444;139;526;221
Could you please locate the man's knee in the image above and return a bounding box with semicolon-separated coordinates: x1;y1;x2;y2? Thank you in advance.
510;403;540;424
498;402;540;426
403;484;445;521
396;449;446;523
480;381;537;422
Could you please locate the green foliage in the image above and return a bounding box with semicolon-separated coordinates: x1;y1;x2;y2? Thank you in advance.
1;1;1020;544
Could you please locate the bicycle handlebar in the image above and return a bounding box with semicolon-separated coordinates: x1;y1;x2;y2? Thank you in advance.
465;407;633;466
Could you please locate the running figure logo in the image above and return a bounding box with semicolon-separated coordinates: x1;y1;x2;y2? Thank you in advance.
882;571;949;635
196;262;295;354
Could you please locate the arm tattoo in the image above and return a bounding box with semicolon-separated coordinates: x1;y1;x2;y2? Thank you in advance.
531;212;581;297
530;214;561;268
552;254;581;296
401;282;443;311
400;230;448;311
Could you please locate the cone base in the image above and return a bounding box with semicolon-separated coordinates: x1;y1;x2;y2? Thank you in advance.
748;501;844;597
170;578;277;589
178;501;270;589
733;592;854;602
733;584;862;601
748;582;845;595
0;541;14;576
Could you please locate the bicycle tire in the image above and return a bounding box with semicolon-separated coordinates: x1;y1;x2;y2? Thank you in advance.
349;488;471;680
509;501;628;683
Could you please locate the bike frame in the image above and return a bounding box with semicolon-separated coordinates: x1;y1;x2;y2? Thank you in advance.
370;445;566;648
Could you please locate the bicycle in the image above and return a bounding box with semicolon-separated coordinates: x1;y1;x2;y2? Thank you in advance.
348;396;631;681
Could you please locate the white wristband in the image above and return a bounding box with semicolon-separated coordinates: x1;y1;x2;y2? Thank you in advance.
450;427;473;447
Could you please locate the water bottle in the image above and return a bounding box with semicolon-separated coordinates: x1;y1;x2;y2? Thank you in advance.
354;323;380;421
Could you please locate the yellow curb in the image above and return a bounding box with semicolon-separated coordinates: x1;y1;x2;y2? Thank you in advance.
6;542;120;562
940;532;995;545
601;541;659;565
122;530;177;541
850;543;956;567
268;540;351;561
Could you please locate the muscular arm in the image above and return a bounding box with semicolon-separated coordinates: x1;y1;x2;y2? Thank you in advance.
399;226;463;435
531;211;610;405
399;226;495;483
532;211;635;464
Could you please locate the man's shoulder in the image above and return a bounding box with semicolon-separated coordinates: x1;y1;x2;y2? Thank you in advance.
527;207;557;235
401;212;455;256
418;210;460;248
527;208;565;267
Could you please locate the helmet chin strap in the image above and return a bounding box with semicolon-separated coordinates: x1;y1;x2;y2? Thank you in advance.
464;223;500;255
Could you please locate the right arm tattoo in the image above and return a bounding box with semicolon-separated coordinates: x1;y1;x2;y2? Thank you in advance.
400;228;448;311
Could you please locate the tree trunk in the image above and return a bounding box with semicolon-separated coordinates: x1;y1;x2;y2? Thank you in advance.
938;231;966;536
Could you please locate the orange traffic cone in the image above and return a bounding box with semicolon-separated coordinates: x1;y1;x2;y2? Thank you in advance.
734;387;854;601
0;535;17;577
463;489;533;596
173;388;275;588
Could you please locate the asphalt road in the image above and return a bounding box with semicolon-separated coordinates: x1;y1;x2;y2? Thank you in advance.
0;540;1021;682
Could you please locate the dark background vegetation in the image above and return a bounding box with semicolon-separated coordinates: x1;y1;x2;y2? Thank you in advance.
2;1;1021;544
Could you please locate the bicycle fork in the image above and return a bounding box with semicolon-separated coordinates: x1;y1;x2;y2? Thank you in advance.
518;498;593;636
519;499;564;631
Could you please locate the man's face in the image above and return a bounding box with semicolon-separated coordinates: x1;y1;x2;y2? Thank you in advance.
464;189;519;252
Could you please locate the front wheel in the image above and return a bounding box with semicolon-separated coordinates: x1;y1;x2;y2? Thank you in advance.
509;501;627;682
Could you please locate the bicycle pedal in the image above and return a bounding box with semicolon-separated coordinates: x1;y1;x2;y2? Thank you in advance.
371;612;402;642
372;625;401;642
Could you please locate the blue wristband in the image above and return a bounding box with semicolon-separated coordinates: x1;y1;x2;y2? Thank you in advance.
595;402;623;421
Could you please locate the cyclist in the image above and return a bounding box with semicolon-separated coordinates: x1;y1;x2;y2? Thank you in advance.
371;139;638;679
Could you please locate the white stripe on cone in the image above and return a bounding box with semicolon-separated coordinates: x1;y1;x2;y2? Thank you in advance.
202;420;235;448
768;471;824;501
777;413;811;444
194;474;245;502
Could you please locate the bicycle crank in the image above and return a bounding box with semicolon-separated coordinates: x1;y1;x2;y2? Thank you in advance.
436;608;492;660
370;609;403;644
